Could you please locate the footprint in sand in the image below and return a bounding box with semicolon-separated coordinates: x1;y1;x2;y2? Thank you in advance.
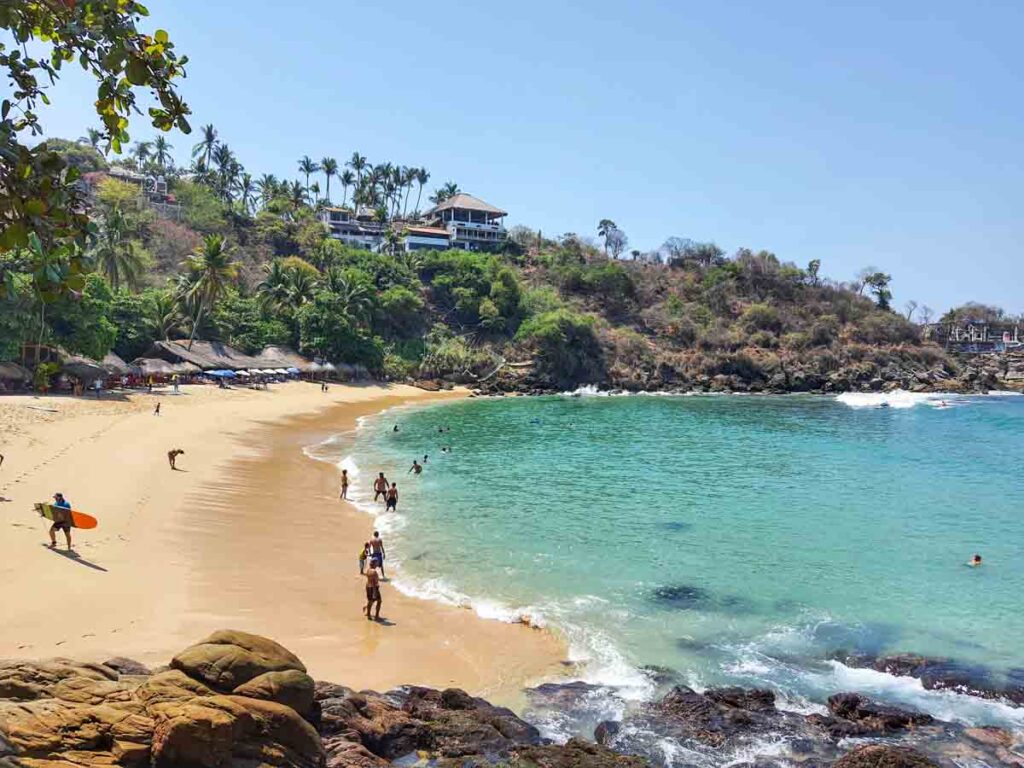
81;633;95;638
17;645;32;650
55;641;66;646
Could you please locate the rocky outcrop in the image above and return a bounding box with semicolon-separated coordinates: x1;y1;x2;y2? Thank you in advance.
0;631;323;768
528;679;1024;768
834;745;939;768
3;634;1022;768
837;652;1024;706
0;631;641;768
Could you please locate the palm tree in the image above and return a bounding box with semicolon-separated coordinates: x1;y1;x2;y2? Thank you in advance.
347;152;367;189
92;206;143;290
256;260;291;311
323;267;374;325
131;141;153;168
429;181;460;205
298;156;319;201
256;174;279;208
339;170;355;208
320;157;338;203
288;180;306;209
597;219;617;255
147;290;182;341
152;135;173;169
79;128;102;151
180;235;239;350
413;168;430;217
236;173;256;214
285;268;316;309
191;124;218;167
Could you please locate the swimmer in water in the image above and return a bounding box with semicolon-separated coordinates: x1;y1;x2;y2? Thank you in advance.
968;554;982;567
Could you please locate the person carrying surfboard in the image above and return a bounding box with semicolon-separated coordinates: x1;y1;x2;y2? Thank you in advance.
48;492;73;550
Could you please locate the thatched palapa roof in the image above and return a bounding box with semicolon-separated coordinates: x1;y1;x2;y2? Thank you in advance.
143;340;264;371
101;352;137;376
425;193;506;218
132;358;176;377
61;352;107;381
256;345;317;373
0;362;31;381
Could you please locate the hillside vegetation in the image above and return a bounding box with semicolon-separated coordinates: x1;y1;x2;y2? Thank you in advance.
0;136;984;394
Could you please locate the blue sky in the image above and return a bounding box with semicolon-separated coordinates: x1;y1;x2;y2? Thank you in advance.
36;0;1023;314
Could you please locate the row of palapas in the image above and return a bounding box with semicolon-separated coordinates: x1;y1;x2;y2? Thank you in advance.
0;341;370;385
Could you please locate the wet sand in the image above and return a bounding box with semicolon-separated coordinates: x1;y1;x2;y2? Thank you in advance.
0;382;564;705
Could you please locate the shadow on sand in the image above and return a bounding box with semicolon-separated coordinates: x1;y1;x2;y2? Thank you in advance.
42;544;108;572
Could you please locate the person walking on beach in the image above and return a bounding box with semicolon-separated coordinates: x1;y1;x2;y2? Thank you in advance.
167;449;185;470
369;530;387;578
385;483;398;512
364;558;383;621
409;459;422;475
48;492;73;550
339;469;350;500
373;472;388;502
154;402;161;416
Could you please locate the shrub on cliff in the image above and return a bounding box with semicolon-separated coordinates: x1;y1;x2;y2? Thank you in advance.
851;313;921;345
515;309;604;388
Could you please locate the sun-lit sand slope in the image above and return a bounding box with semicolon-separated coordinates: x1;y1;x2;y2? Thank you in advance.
0;382;563;704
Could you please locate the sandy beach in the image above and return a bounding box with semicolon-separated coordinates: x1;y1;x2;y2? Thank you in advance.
0;381;564;705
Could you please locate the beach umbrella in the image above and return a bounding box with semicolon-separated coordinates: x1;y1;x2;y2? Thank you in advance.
236;370;251;377
286;367;301;375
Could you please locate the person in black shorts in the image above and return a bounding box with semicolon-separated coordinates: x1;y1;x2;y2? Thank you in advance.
373;472;388;502
48;492;73;550
385;483;398;512
364;560;382;620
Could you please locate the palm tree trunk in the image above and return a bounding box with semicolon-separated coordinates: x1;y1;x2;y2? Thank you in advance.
326;177;331;203
187;300;206;351
414;185;423;218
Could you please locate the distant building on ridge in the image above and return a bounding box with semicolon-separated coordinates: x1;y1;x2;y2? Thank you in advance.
318;193;507;253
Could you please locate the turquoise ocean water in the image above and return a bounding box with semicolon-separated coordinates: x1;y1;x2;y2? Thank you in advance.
307;390;1024;737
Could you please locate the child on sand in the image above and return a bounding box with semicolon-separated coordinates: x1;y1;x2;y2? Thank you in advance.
358;543;369;574
339;469;349;500
167;449;185;469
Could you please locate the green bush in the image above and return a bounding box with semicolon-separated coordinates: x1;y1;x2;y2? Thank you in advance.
515;309;604;387
851;312;920;345
741;303;783;334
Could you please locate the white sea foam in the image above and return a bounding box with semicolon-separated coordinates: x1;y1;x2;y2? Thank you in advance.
835;390;956;409
822;661;1024;728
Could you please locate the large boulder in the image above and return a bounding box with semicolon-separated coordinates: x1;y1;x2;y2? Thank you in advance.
233;669;316;717
171;629;306;691
513;737;649;767
0;659;118;701
0;631;323;768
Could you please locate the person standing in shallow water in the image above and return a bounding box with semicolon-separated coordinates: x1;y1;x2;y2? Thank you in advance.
373;472;388;503
409;459;422;475
339;469;349;500
385;483;398;513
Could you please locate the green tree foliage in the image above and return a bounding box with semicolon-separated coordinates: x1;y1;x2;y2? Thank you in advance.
297;292;383;369
47;274;118;359
1;0;189;303
211;291;292;354
515;309;604;388
174;180;228;234
46;138;108;173
378;286;425;338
